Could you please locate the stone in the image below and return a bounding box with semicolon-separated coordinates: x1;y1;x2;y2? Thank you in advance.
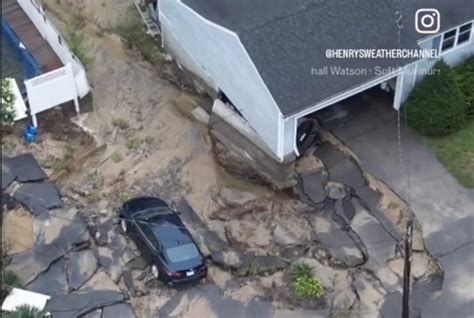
123;270;136;297
211;250;254;276
4;153;47;182
332;287;357;312
295;154;325;174
98;246;124;282
327;182;347;200
219;187;257;207
102;303;136;318
353;274;387;317
121;248;137;265
298;173;327;204
250;255;288;275
2;193;19;211
273;224;302;246
67;250;98;290
129;257;148;271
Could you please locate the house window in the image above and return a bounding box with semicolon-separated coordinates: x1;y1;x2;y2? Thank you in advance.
457;22;472;45
441;29;457;51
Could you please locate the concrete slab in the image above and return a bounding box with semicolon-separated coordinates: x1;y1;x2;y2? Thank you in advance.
14;182;62;215
4;154;47;182
316;144;366;192
27;258;68;296
102;303;135;318
2;170;15;190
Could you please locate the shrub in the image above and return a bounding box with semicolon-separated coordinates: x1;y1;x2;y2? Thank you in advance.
4;305;44;318
291;262;324;299
405;60;466;136
455;56;474;118
65;16;93;69
1;79;16;127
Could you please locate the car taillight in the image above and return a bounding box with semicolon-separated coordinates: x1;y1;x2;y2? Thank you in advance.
168;271;185;278
199;266;208;273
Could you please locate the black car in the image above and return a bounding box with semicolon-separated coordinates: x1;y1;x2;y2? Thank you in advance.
119;197;207;285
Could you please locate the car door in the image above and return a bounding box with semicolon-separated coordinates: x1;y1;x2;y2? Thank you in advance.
135;222;160;265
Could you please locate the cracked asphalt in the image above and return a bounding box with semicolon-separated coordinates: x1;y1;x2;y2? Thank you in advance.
320;90;474;317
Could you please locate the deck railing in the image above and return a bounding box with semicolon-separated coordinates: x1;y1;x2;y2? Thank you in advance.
17;0;90;98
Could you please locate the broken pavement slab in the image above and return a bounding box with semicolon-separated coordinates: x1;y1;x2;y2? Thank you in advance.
308;214;366;267
8;208;90;284
14;182;62;216
27;258;69;296
4;153;47;182
67;250;99;290
102;303;136;318
315;144;366;192
160;284;275;318
44;271;125;318
350;199;400;292
297;172;327;204
2;169;16;190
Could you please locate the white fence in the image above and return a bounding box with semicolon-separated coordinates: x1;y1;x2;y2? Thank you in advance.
17;0;90;98
25;64;78;127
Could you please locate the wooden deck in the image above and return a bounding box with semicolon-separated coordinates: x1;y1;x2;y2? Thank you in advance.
2;0;62;73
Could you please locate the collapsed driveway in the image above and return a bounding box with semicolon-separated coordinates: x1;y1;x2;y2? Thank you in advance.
319;90;474;317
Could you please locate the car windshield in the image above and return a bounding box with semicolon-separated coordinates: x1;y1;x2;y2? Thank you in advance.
135;208;171;222
165;243;200;263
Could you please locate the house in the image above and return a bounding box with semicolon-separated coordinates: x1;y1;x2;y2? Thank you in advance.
155;0;474;163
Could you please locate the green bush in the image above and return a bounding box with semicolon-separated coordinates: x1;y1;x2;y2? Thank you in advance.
291;262;324;299
1;79;16;127
4;305;44;318
455;56;474;118
405;60;466;136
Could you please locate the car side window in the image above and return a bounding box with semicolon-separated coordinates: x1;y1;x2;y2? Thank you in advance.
138;225;160;251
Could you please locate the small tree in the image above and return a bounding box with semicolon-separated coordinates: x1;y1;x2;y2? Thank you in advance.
405;61;466;136
455;56;474;118
1;79;16;127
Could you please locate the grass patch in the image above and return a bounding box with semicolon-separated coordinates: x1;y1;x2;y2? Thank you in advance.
111;151;124;163
291;262;324;299
112;117;130;130
65;15;93;69
116;10;164;64
424;120;474;188
125;137;143;150
86;191;101;204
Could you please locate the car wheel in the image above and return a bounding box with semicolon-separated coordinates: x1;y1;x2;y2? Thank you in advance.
120;219;128;233
151;264;159;279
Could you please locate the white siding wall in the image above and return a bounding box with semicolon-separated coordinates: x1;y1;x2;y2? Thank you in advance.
399;38;474;103
160;0;282;158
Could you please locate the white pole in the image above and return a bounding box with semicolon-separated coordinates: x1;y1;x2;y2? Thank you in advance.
31;113;38;127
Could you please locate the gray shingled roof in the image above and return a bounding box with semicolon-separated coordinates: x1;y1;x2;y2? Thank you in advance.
184;0;474;117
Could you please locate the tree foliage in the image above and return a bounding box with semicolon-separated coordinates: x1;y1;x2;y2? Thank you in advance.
1;79;16;127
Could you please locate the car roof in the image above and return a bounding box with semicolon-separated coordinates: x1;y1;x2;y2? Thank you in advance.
146;214;193;248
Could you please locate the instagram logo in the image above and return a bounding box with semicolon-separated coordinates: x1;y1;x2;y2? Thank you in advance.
416;9;441;34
